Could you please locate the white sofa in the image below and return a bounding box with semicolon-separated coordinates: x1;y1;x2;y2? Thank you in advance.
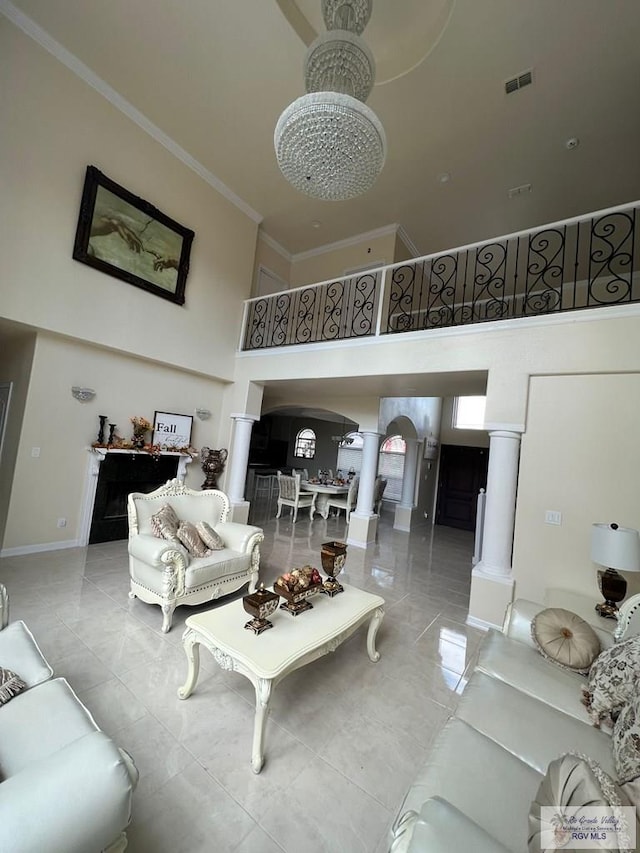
0;585;138;853
389;596;640;853
128;478;264;631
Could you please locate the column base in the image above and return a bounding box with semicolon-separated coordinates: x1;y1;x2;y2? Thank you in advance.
393;504;414;532
229;501;250;524
347;513;378;549
468;565;515;631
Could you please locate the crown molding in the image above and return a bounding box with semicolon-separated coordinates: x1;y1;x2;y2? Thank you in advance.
396;225;422;259
0;0;263;225
258;231;292;263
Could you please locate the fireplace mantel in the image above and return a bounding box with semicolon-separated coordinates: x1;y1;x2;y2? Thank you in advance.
79;448;194;546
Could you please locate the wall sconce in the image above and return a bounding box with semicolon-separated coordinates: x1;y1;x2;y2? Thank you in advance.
195;408;212;421
71;386;96;402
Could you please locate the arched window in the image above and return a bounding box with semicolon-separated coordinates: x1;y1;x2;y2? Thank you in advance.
294;428;316;459
378;435;406;501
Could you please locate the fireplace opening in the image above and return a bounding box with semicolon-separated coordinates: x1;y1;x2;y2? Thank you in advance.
89;453;180;543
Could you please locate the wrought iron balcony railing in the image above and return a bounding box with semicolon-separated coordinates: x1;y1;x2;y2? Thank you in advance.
241;202;639;352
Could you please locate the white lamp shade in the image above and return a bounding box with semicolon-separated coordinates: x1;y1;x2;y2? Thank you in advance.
591;523;640;573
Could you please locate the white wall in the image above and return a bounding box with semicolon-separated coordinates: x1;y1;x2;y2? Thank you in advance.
289;231;397;287
3;334;227;551
512;373;640;603
439;397;489;448
0;19;260;550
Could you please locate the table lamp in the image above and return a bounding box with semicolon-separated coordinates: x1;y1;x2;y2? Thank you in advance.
591;523;640;618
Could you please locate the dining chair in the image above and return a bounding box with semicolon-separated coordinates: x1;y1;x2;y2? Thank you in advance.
326;476;359;522
276;472;316;523
373;476;387;514
292;468;309;481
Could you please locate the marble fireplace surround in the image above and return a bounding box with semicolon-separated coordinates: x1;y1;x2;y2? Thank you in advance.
79;448;193;546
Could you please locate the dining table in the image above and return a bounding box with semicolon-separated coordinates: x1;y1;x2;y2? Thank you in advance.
301;480;350;520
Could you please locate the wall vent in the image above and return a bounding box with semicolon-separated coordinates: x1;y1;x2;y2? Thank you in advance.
505;69;533;95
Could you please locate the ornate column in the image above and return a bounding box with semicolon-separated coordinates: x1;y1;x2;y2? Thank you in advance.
348;430;381;548
227;413;258;523
469;428;522;630
394;437;420;532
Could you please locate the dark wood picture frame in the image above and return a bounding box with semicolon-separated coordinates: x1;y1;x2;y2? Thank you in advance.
72;165;194;305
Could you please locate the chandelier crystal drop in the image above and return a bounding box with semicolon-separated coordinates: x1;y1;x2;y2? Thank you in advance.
274;0;386;201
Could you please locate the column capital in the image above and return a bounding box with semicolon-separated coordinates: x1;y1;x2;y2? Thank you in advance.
487;429;523;441
484;422;525;435
230;413;260;423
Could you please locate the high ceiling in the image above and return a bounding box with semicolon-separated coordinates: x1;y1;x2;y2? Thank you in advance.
6;0;640;258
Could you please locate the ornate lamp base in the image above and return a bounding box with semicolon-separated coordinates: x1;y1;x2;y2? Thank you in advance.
595;568;627;619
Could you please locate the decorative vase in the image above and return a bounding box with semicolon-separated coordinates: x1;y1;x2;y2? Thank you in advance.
320;541;347;596
97;415;107;445
243;585;280;634
132;431;146;450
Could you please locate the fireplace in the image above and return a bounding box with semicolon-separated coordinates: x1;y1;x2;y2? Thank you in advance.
80;449;193;545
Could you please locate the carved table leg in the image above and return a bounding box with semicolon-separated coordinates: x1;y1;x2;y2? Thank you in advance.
177;629;201;699
251;677;273;774
367;607;384;662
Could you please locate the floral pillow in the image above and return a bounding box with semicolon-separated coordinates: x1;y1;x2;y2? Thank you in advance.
0;667;26;706
613;694;640;784
150;504;180;541
581;636;640;727
176;521;211;558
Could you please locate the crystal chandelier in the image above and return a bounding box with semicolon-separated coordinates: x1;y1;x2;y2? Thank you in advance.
274;0;387;201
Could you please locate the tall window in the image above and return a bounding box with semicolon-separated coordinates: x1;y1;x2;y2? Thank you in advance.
294;428;316;458
379;435;406;500
336;432;363;473
453;396;486;430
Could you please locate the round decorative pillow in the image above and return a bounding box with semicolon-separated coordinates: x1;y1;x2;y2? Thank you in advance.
531;608;600;675
528;753;633;853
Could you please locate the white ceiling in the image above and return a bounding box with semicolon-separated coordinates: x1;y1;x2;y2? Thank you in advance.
8;0;640;258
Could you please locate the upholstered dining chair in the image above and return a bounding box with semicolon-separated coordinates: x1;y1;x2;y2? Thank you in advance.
292;468;309;481
326;476;359;522
276;472;316;522
373;476;387;514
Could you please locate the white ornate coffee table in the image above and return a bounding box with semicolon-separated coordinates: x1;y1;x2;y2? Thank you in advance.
178;583;385;773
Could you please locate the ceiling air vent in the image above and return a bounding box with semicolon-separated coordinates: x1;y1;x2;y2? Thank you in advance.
505;69;533;95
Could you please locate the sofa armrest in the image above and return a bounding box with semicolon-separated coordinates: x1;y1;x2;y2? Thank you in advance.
128;533;189;567
216;522;264;554
403;798;512;853
501;598;546;647
0;731;135;853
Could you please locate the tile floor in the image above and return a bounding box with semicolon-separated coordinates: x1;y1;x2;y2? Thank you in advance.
0;500;482;853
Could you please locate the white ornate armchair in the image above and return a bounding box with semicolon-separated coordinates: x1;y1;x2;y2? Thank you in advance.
127;479;264;632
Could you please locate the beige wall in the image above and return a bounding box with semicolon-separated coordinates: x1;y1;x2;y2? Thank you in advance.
252;237;291;296
0;328;36;547
3;334;228;551
0;20;257;380
289;231;397;287
512;373;640;604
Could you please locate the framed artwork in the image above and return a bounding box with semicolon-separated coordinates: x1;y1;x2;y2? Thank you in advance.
72;165;195;305
152;411;193;448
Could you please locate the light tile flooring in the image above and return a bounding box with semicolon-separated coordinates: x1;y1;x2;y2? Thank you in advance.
0;501;482;853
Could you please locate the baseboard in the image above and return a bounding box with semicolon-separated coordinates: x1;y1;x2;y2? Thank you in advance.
0;538;81;558
465;614;499;632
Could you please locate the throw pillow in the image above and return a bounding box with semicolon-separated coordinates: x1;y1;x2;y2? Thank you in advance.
0;667;26;705
582;635;640;727
150;503;180;540
196;521;225;551
531;608;601;675
176;521;212;558
528;753;634;853
613;694;640;784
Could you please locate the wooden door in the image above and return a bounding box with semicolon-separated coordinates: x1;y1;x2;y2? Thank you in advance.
436;445;488;530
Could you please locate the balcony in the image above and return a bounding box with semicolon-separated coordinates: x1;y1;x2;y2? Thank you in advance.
241;202;639;352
